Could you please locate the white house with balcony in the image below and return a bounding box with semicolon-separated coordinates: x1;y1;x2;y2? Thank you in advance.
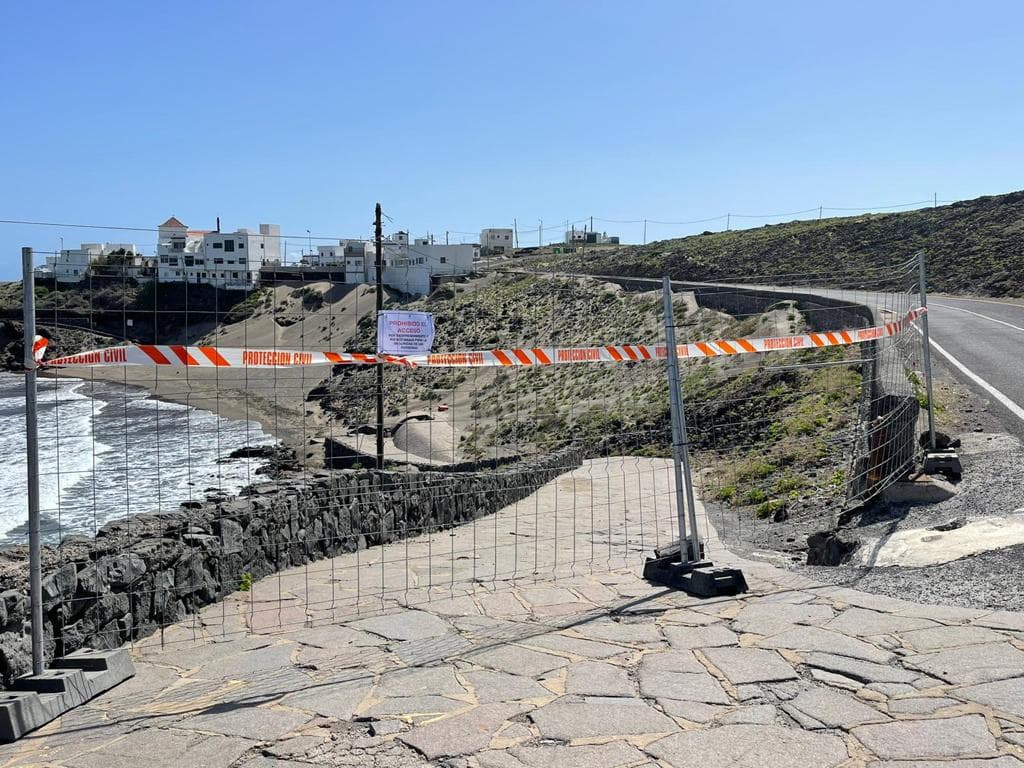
156;217;281;289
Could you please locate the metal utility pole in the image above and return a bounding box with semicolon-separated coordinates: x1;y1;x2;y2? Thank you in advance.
726;213;731;231
374;204;385;470
538;220;542;248
662;277;701;562
917;251;936;450
22;248;43;676
643;219;647;245
818;205;823;220
513;218;518;249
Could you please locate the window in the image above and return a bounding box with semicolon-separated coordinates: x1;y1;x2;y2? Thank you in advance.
224;240;235;252
260;242;265;249
233;272;239;279
440;257;446;263
238;241;244;249
212;242;223;249
175;270;181;276
214;258;224;265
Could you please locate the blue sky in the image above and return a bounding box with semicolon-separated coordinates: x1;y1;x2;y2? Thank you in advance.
1;1;1022;275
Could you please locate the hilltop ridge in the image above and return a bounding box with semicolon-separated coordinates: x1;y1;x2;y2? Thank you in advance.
526;190;1024;296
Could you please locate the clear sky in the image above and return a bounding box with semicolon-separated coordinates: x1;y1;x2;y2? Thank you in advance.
2;1;1022;275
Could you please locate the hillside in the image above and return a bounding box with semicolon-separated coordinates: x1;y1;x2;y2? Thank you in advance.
525;190;1024;296
319;274;860;528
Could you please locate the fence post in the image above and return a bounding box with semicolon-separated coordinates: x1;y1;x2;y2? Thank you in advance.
662;277;701;561
22;247;44;676
917;251;936;450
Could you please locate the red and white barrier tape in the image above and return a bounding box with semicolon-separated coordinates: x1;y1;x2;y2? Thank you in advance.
39;306;925;370
32;335;47;364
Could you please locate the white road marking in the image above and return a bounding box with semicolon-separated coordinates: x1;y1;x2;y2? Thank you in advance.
927;334;1024;424
931;302;1024;333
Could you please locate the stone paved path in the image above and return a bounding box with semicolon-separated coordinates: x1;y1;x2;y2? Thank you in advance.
4;459;1024;767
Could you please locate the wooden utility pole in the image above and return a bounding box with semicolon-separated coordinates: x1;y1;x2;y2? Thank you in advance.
374;203;384;470
513;218;518;249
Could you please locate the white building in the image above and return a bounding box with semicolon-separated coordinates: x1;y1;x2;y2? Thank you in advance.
156;217;281;289
564;227;618;245
304;239;368;268
411;238;475;277
38;242;140;283
480;228;514;255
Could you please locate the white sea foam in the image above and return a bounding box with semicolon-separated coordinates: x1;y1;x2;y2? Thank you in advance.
0;373;276;544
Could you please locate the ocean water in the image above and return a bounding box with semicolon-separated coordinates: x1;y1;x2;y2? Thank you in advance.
0;372;276;545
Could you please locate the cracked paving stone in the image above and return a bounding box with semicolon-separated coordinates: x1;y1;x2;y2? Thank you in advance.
664;624;738;649
477;741;651;767
802;652;921;684
175;704;312;739
645;724;848;768
572;618;664;645
638;651;731;704
885;697;960;715
782;686;888;729
461;670;552;703
954;677;1024;718
363;695;468;718
61;727;255;768
658;699;728;723
824;608;938;637
565;660;634;696
702;647;799;684
898;624;1009;652
810;668;861;691
202;645;302;681
375;665;466;697
519;632;628;659
719;704;778;724
973;610;1024;632
391;634;475;665
349;610;454;641
530;696;679;739
238;758;322;768
397;702;525;759
463;644;570;677
757;626;894;664
903;642;1024;684
852;715;998;760
517;586;581;607
731;602;835;636
282;671;374;720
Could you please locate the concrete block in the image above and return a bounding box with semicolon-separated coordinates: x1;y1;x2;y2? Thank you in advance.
0;690;47;742
0;649;135;742
50;648;135;693
882;475;957;504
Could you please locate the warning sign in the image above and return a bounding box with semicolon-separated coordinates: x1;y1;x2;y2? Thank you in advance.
377;311;435;356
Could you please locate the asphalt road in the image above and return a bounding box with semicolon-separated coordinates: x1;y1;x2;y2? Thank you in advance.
926;295;1024;440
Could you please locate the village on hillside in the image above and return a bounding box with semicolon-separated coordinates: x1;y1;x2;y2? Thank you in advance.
34;216;619;297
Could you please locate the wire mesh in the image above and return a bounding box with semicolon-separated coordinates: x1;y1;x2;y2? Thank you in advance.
0;235;929;674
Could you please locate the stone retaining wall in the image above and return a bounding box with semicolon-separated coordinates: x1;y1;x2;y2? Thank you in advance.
0;447;582;687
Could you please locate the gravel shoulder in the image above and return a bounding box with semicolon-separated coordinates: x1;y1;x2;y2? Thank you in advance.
712;355;1024;612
